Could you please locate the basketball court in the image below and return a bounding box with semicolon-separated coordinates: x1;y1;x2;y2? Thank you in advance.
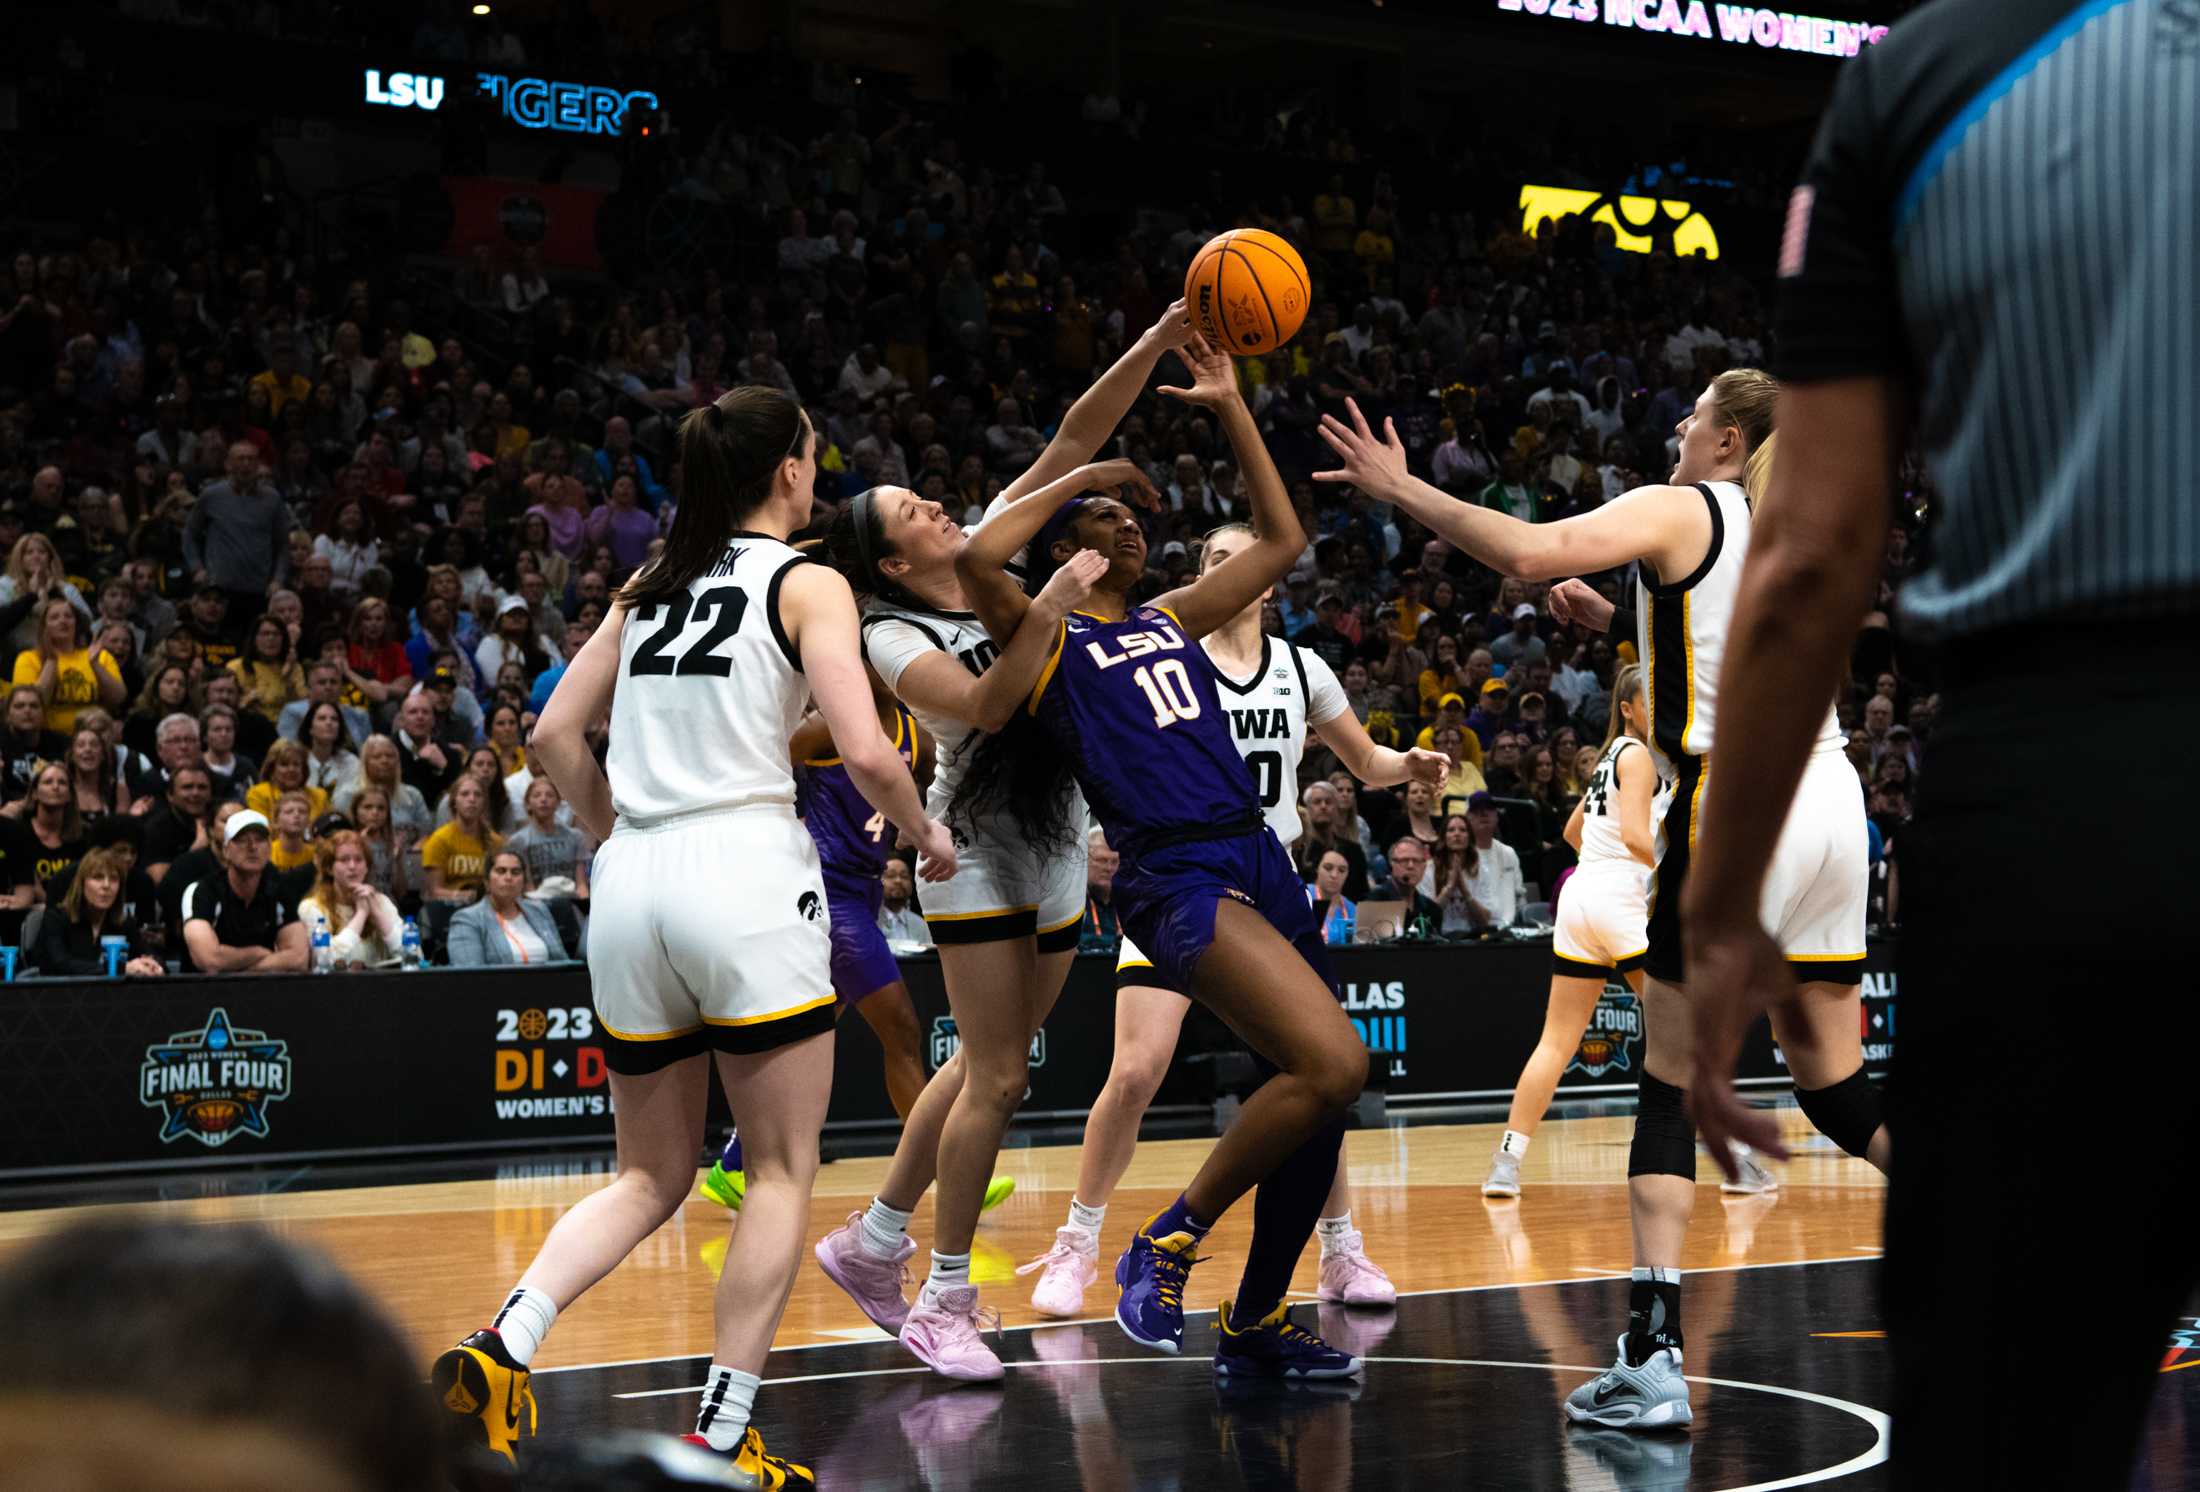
6;1105;2194;1487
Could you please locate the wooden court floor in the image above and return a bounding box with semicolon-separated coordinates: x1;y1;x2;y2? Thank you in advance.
0;1110;1888;1374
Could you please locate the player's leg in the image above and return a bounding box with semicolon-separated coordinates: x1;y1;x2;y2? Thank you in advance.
1485;971;1612;1196
1028;980;1189;1317
682;1031;833;1483
432;1055;711;1463
1764;981;1889;1172
850;980;929;1122
1312;1151;1396;1307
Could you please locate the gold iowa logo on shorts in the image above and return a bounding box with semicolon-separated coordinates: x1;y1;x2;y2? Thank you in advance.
1518;184;1720;260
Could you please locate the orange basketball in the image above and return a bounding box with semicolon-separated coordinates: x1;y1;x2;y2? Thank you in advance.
1185;228;1310;356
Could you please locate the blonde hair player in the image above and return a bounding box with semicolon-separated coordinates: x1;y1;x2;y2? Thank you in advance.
1316;373;1887;1433
1482;662;1658;1198
1020;521;1446;1317
429;387;955;1487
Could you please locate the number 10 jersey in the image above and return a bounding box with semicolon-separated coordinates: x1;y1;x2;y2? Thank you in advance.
605;535;811;825
1208;634;1348;848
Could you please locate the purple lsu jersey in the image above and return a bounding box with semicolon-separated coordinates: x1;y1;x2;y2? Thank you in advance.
797;703;917;879
1029;605;1260;852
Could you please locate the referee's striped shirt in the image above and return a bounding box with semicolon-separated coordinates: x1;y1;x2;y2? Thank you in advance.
1774;0;2199;640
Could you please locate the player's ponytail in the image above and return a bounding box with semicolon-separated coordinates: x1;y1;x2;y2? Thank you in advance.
1742;430;1780;510
624;386;808;610
1602;661;1646;750
1704;367;1779;507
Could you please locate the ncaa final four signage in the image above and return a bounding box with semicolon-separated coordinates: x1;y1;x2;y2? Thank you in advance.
1494;0;1889;57
139;1008;293;1148
364;67;659;136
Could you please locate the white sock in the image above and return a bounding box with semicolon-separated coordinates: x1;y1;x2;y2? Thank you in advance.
859;1197;913;1260
695;1363;760;1452
1500;1128;1531;1158
490;1285;558;1367
1315;1213;1354;1254
1631;1265;1683;1285
1066;1197;1106;1241
921;1249;971;1303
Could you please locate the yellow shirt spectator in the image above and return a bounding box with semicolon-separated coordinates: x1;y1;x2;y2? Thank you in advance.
422;820;501;899
246;780;331;823
11;646;122;734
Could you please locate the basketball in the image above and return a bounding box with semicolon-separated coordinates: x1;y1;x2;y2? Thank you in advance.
1184;229;1310;355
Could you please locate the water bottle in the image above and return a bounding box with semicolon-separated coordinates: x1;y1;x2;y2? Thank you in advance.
400;916;423;971
309;912;333;975
1333;909;1356;947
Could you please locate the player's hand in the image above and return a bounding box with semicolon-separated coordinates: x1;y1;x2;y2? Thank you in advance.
911;818;958;881
1313;398;1408;501
1142;298;1196;353
1035;548;1109;619
1682;910;1793;1179
1078;458;1162;511
1156;331;1241;409
1400;747;1448;788
1547;577;1613;632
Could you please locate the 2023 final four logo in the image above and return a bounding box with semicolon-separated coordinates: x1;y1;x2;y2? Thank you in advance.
1566;984;1643;1080
138;1008;293;1147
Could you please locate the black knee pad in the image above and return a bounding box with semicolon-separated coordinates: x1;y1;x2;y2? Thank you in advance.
1794;1068;1883;1159
1627;1073;1697;1179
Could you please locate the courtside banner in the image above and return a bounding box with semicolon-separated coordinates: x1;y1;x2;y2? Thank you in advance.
0;941;1895;1178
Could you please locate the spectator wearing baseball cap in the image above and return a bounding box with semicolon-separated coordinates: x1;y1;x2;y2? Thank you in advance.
1462;791;1525;928
1412;690;1483;772
1465;676;1512;750
1288;585;1356;675
1277;567;1318;637
178;809;306;974
1489;602;1547;671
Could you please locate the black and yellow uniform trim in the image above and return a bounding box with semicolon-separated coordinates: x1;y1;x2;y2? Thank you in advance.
1643;752;1707;984
1115;955;1191;996
597;995;838;1074
1641;484;1724;764
1026;620;1069;714
1786;953;1867;986
1552;948;1647;981
926;903;1042;944
1036;907;1084;955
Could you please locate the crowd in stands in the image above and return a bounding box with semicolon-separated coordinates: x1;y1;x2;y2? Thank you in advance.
0;18;1927;979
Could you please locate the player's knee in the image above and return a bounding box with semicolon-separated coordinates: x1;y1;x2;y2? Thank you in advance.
962;1052;1029;1112
1305;1042;1368;1112
1793;1068;1882;1160
1627;1073;1696;1179
1106;1043;1172;1107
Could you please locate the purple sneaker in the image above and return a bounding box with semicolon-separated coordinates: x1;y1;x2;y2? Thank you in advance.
814;1212;915;1335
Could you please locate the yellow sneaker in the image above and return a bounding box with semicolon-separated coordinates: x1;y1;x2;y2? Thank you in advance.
981;1174;1015;1213
430;1329;536;1464
680;1426;816;1489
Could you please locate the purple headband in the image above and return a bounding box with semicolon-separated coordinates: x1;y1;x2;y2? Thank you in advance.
1031;495;1093;576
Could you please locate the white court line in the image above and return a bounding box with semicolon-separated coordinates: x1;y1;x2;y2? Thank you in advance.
615;1353;1890;1489
533;1251;1876;1375
1573;1264;1633;1276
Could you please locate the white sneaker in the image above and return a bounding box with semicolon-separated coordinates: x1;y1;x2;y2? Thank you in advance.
1563;1334;1693;1430
1719;1142;1780;1196
1016;1227;1099;1317
1315;1227;1396;1306
1482;1150;1522;1198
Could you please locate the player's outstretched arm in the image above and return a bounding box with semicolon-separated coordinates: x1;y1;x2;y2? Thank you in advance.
534;602;628;843
1000;299;1195;505
1312;707;1446;792
896;550;1107;733
1316;398;1705;581
955;458;1158;644
1152;336;1304;638
783;563;957;881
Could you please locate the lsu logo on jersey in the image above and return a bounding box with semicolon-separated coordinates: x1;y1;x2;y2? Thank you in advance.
1082;625;1185;670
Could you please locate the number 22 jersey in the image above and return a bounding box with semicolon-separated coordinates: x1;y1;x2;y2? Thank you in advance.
605;535;810;824
1029;605;1260;853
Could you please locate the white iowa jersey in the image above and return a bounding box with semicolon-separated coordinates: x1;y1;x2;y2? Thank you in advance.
863;599;1082;830
1575;736;1657;874
1209;635;1349;845
605;536;809;824
1635;479;1840;765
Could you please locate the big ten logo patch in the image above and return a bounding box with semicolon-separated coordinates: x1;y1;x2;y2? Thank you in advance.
1566;982;1643;1080
1341;980;1408;1078
139;1008;292;1147
929;1017;1046;1098
493;1006;609;1120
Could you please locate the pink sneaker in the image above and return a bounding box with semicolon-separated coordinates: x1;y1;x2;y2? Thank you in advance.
899;1284;1005;1381
815;1212;916;1335
1016;1227;1099;1318
1315;1227;1397;1307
